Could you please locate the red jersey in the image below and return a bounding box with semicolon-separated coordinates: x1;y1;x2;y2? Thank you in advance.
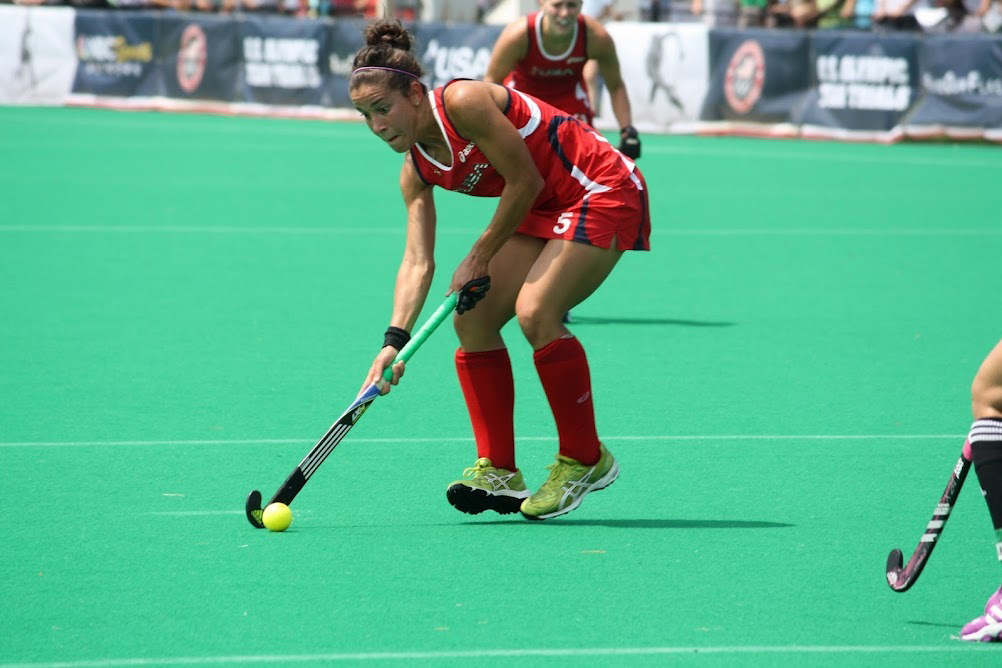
409;81;650;251
503;12;593;125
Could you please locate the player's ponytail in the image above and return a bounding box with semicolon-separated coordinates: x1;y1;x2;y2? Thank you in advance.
350;20;425;94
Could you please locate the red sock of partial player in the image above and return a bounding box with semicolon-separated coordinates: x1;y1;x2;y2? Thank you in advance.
533;336;601;466
455;348;516;471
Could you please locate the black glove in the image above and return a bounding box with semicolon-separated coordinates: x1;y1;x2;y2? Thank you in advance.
456;276;490;315
619;125;641;159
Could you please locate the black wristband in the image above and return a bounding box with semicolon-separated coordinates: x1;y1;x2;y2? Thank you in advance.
383;326;410;350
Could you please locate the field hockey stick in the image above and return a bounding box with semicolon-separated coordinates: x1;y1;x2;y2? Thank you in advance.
246;293;459;528
885;447;972;591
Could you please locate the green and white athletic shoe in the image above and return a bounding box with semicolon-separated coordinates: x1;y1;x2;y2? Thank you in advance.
520;445;618;521
446;458;531;516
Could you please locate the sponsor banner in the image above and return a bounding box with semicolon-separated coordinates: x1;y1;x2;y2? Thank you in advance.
241;16;325;107
413;22;502;90
798;32;919;133
158;15;239;101
73;10;158;98
906;34;1002;133
324;18;366;109
701;29;810;124
595;22;709;134
0;6;76;104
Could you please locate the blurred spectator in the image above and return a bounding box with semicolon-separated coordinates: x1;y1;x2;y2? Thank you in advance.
840;0;875;28
873;0;927;29
422;0;479;22
985;0;1002;30
640;0;665;19
767;0;819;25
690;0;739;24
476;0;502;22
695;0;772;24
737;0;769;26
950;0;999;30
815;0;851;25
582;0;620;18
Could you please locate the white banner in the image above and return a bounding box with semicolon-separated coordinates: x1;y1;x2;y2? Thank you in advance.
594;21;709;134
0;6;76;104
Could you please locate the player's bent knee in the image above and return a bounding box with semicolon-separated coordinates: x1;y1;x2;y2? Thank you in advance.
453;312;506;352
515;303;565;348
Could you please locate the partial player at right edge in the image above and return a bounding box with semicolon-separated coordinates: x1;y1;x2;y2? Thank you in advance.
960;339;1002;642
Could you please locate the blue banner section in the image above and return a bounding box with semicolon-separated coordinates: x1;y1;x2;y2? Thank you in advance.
908;35;1002;129
412;23;501;90
56;10;1002;141
241;16;326;106
798;32;919;131
701;29;810;123
158;15;239;101
73;11;158;97
323;18;366;109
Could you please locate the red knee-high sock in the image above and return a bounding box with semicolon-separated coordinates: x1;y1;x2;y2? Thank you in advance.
533;336;601;465
455;348;516;471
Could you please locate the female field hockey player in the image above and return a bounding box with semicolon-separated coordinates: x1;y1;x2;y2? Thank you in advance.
961;339;1002;642
483;0;641;159
352;19;649;521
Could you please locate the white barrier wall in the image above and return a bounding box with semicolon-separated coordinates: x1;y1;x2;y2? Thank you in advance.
594;21;709;134
0;6;76;104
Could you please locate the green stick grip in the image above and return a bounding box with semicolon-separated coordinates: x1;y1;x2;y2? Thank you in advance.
381;293;459;382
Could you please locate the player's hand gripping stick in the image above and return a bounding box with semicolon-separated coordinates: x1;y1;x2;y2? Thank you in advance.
456;276;490;315
245;293;459;528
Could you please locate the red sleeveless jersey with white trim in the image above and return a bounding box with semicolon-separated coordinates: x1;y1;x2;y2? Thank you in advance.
409;81;634;211
409;81;650;251
503;12;592;124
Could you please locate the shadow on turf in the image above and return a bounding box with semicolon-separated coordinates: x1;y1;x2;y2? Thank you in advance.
458;519;793;529
907;620;963;629
569;316;735;327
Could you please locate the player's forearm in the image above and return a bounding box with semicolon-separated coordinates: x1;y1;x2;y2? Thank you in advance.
607;84;633;133
391;257;434;332
469;176;543;264
483;69;506;84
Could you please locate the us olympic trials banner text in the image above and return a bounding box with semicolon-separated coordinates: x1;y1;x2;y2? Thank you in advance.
797;32;919;133
241;16;325;107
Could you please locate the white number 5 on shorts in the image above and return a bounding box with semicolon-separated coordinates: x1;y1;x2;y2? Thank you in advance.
553;212;573;234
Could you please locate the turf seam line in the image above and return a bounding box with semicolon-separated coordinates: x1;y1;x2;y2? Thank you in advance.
0;644;995;667
0;434;967;447
1;225;999;236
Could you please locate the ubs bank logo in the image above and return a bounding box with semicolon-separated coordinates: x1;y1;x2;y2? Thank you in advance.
177;24;207;93
724;40;765;115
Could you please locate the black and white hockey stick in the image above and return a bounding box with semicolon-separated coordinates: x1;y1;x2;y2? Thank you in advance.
885;448;972;592
246;293;458;528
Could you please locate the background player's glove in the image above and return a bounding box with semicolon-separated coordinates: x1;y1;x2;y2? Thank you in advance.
456;276;490;315
619;125;641;159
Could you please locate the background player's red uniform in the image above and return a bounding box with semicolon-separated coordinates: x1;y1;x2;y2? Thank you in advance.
409;81;649;252
503;12;594;127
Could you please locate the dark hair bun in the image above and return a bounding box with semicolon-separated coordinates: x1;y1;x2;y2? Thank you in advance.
364;20;413;53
